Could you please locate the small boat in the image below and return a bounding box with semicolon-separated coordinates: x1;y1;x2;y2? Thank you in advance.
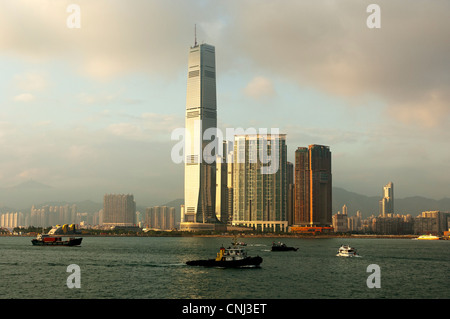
415;234;441;240
31;234;82;246
336;244;359;257
271;242;298;251
231;237;247;246
186;246;262;268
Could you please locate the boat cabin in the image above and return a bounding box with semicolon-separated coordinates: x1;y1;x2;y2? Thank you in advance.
216;246;248;261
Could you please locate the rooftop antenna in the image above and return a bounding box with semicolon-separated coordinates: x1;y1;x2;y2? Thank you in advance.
194;24;197;47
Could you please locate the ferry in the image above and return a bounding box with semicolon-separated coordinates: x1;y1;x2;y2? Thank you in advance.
31;233;83;246
415;234;441;240
336;244;359;257
271;242;298;251
186;246;262;268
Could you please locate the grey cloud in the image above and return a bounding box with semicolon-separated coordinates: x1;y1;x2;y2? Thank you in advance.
218;0;450;127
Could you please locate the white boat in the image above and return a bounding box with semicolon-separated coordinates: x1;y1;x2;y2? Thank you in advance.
336;244;359;257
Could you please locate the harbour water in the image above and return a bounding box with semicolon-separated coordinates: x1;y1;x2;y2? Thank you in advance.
1;236;449;299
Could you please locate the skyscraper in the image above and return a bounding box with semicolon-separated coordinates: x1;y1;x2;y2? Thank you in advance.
379;182;394;216
181;39;221;231
293;145;332;231
145;206;176;230
103;194;136;227
215;141;232;223
232;134;288;232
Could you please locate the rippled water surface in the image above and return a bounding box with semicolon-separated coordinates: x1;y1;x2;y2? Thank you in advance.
1;236;449;299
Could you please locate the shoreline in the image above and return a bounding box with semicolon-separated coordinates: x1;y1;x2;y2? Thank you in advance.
1;233;428;239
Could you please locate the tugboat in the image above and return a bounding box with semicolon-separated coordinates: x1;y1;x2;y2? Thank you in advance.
31;234;82;246
271;242;298;251
186;246;262;268
336;244;359;257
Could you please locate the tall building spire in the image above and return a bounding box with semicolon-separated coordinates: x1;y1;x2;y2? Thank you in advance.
194;24;197;47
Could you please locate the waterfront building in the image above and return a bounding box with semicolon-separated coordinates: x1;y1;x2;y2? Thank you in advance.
286;161;294;225
379;182;394;216
348;211;363;232
232;134;288;232
0;212;24;228
292;144;332;232
181;38;221;231
103;194;136;227
226;147;234;224
372;214;413;235
332;206;348;233
215;141;233;224
145;206;176;231
414;211;450;235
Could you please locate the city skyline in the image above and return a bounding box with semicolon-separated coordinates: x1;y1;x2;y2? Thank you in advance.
1;1;450;208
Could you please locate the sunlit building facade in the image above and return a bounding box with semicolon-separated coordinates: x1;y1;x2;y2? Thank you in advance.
379;182;394;216
181;41;221;231
292;145;332;231
232;134;288;232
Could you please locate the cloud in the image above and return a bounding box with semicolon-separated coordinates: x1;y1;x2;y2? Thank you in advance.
14;72;48;91
13;93;35;102
243;76;276;99
0;0;224;80
1;0;449;201
2;0;448;127
220;0;450;128
387;90;450;128
106;113;183;141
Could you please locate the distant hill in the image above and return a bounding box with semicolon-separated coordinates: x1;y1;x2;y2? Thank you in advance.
332;187;380;218
7;180;52;189
0;180;55;210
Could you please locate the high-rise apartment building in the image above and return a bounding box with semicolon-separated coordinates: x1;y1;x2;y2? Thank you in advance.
287;161;295;225
103;194;136;227
379;182;394;216
232;134;288;232
215;141;232;224
0;212;24;228
181;40;221;231
332;204;349;232
293;144;332;230
145;206;176;231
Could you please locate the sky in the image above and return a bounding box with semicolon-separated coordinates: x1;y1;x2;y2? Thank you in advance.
0;0;449;207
